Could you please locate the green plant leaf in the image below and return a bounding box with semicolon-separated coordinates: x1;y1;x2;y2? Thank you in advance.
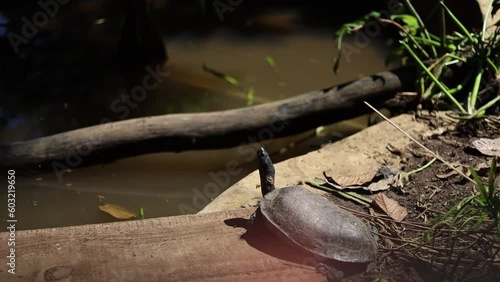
332;57;341;74
140;207;145;219
385;46;406;66
439;1;476;44
469;167;488;199
246;87;255;107
306;181;372;206
364;11;381;21
391;14;419;29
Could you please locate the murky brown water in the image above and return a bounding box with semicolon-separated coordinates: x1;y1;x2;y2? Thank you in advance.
1;8;391;230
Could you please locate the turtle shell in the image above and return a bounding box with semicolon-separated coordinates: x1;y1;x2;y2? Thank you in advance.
259;186;377;263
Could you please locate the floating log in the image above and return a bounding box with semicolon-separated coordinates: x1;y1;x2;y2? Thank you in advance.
0;67;416;171
0;208;328;281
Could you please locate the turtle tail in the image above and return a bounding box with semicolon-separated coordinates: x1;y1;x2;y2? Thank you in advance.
257;147;275;196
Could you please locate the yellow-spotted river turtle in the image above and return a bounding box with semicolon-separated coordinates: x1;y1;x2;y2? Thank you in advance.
255;147;378;279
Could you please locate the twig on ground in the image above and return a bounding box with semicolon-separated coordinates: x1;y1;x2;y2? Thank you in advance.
363;101;475;184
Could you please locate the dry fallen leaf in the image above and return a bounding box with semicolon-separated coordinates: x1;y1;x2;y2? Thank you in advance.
98;203;138;220
421;126;454;139
471;138;500;157
323;168;393;192
371;193;408;222
324;170;378;186
366;178;392;192
434;161;466;179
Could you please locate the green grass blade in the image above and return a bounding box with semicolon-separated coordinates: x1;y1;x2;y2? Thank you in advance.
140;207;145;219
405;157;437;176
468;68;484;113
472;95;500;117
469;167;487;198
439;1;476;44
459;214;480;230
202;64;245;92
472;213;487;229
402;0;437;57
305;181;372;206
266;56;278;72
481;0;495;41
400;41;466;113
487;157;498;199
333;33;345;73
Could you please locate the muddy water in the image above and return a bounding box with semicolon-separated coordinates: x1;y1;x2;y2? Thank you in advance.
2;21;390;230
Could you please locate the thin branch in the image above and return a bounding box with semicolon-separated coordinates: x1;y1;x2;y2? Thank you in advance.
363;101;475;184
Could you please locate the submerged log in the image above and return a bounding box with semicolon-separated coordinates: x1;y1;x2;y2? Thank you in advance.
0;67;416;171
0;208;327;281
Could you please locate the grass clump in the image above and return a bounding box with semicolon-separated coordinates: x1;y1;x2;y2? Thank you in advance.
430;157;500;235
334;0;500;119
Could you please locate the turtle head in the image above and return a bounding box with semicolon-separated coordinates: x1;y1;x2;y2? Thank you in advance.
257;147;275;196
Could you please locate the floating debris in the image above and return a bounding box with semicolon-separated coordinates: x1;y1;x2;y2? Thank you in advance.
98;203;138;220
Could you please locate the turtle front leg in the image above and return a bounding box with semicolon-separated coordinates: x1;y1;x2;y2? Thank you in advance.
249;210;257;224
249;207;262;225
315;263;344;281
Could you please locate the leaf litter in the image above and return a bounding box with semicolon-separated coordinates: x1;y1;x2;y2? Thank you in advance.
307;109;500;281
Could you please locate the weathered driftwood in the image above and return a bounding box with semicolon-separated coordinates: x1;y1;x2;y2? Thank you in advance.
0;208;328;281
0;67;416;171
